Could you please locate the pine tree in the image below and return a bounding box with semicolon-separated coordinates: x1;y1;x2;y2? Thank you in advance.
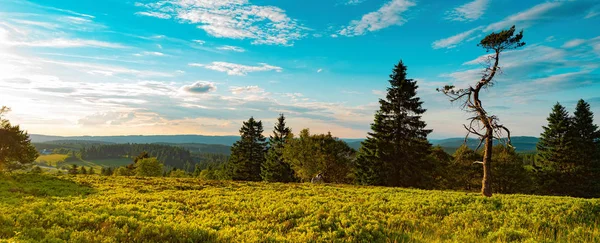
570;99;600;197
226;117;267;181
536;102;574;195
355;61;433;188
89;167;95;175
261;114;295;182
80;166;87;175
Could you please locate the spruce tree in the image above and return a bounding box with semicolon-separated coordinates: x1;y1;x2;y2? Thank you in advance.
536;102;574;195
226;117;267;181
261;114;294;182
355;61;433;188
571;99;600;197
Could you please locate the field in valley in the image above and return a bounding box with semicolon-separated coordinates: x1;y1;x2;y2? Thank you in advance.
1;173;599;242
35;154;132;170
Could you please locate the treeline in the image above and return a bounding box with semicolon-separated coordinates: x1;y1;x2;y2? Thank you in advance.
210;59;600;198
79;144;226;171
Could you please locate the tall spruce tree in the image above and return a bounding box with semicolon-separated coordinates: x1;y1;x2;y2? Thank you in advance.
226;117;267;181
355;61;433;188
536;102;574;195
261;114;294;182
571;99;600;197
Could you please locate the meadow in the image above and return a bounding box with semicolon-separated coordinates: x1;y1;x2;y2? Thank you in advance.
1;173;599;242
35;154;132;170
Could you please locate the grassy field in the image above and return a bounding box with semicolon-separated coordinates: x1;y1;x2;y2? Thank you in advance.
35;154;69;166
35;155;132;169
1;173;599;242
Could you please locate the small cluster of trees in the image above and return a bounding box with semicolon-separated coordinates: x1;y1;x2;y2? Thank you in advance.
534;101;600;197
221;115;356;183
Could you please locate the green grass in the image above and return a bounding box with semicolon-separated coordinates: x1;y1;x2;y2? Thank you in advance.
35;154;69;166
1;173;599;242
35;155;132;170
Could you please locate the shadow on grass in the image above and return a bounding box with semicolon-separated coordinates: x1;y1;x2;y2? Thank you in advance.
0;173;96;198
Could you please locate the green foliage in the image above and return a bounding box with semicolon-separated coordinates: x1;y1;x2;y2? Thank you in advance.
261;114;295;182
491;145;533;194
0;107;39;171
113;167;132;176
478;25;526;52
355;61;433;188
1;174;600;242
135;158;164;177
226;117;267;181
68;164;79;175
282;129;354;183
536;102;577;196
168;168;189;178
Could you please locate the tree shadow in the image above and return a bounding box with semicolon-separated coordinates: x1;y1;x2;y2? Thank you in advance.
1;173;96;199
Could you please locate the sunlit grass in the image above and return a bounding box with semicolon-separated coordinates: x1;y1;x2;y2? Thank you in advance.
1;173;599;242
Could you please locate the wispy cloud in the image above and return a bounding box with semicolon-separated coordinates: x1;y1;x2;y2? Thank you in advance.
135;11;171;19
134;51;165;57
229;86;264;94
446;0;489;22
484;1;597;32
4;38;126;49
135;0;307;46
189;62;283;76
344;0;367;5
432;26;482;49
217;45;245;52
338;0;416;36
434;1;598;50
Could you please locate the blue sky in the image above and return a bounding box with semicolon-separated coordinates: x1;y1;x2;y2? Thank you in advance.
0;0;599;139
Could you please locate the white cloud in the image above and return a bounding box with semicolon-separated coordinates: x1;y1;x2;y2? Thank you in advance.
135;0;306;46
317;68;323;73
229;85;264;94
193;40;205;45
338;0;416;36
181;81;217;94
134;51;165;57
344;0;367;5
484;1;597;32
434;1;598;50
189;62;282;76
562;39;586;48
217;45;245;52
446;0;489;22
432;27;482;49
135;11;172;19
3;38;126;49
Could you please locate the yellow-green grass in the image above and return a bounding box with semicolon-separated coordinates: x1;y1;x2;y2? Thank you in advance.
35;156;132;170
34;154;69;166
1;173;599;242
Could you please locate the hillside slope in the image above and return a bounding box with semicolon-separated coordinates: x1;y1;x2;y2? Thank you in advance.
1;174;598;242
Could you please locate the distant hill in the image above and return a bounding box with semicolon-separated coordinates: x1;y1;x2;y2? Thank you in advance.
345;136;539;154
30;134;539;154
430;136;539;153
30;134;240;146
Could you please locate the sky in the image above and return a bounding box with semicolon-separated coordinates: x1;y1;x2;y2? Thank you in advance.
0;0;599;139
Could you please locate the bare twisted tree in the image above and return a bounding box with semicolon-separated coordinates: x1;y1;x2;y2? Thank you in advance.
438;25;525;197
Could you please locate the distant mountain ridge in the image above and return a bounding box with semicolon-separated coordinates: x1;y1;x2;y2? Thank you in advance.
31;134;539;153
30;134;240;146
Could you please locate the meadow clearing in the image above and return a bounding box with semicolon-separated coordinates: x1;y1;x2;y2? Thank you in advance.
35;154;132;170
1;173;599;242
